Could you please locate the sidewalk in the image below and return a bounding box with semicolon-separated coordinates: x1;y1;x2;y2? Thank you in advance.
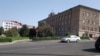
0;39;30;46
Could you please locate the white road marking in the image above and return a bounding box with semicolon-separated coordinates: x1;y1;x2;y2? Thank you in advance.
1;47;45;52
94;55;100;56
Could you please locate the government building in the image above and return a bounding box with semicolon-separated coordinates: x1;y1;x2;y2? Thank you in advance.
38;5;100;38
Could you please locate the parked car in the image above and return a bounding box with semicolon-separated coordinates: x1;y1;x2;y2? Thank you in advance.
95;37;100;50
61;35;81;43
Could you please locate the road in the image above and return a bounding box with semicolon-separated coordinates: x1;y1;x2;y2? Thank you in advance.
0;40;100;56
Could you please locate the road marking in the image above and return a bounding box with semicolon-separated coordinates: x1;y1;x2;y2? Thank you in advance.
51;45;66;48
72;44;79;47
1;47;45;52
0;45;67;52
94;55;100;56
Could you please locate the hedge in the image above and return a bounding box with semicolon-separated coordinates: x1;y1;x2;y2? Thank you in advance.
0;37;12;42
0;37;28;42
32;37;61;41
80;36;89;39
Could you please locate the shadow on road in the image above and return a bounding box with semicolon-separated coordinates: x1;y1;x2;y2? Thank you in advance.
83;48;100;53
0;52;83;56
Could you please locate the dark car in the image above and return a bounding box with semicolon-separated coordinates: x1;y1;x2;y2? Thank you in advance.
95;37;100;50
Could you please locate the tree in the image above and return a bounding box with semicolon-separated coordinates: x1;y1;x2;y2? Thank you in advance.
0;27;4;35
38;21;55;37
19;25;29;37
29;27;36;39
4;27;19;37
65;32;70;36
11;27;19;37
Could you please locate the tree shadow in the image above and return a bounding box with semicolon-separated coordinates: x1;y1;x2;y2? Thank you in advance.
83;48;100;53
0;52;83;56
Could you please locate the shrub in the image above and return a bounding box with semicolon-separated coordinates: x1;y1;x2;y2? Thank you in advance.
4;27;19;37
80;36;89;39
31;36;61;41
0;37;12;42
0;37;28;42
11;37;28;41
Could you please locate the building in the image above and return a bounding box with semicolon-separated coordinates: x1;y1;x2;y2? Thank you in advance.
27;25;34;29
2;20;22;31
39;5;100;38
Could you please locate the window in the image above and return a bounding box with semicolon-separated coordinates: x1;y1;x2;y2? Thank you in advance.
87;27;89;31
86;12;89;16
82;20;85;23
87;20;90;24
90;13;92;17
91;20;94;25
93;21;96;25
69;15;71;19
95;28;97;31
62;22;64;26
90;28;93;31
82;26;85;30
5;28;7;30
82;12;85;16
6;22;8;24
94;15;97;18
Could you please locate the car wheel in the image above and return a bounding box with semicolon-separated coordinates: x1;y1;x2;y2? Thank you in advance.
95;45;100;50
67;40;70;43
76;39;80;43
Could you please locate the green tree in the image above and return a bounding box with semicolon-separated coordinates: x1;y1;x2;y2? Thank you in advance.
0;27;4;35
4;27;19;37
38;21;55;37
19;25;29;37
11;27;19;37
65;32;70;36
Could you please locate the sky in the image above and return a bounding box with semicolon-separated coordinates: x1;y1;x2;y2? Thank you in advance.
0;0;100;27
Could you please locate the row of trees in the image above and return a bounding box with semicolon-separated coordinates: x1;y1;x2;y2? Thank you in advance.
0;25;30;37
0;22;55;38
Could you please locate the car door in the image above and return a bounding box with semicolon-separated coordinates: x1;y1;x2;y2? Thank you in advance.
70;35;77;41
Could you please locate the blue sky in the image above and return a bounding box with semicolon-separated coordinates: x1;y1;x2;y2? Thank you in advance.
0;0;100;27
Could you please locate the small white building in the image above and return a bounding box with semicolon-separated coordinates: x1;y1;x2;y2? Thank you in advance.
2;20;22;31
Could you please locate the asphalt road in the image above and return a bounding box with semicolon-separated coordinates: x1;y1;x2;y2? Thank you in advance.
0;40;100;56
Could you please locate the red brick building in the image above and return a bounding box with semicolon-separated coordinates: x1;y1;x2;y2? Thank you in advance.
39;5;100;38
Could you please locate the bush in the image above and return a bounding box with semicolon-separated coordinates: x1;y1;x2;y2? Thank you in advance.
11;37;28;41
80;36;89;39
4;27;19;37
0;37;12;42
32;36;61;41
0;37;28;42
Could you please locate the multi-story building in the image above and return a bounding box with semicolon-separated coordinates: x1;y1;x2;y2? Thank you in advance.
2;20;22;31
39;5;100;38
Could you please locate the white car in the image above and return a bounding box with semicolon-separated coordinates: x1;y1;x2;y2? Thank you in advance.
61;35;81;43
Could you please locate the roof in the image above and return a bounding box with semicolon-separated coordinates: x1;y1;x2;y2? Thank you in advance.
75;5;100;12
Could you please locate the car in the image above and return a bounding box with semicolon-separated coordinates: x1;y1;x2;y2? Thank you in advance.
61;35;81;43
95;37;100;50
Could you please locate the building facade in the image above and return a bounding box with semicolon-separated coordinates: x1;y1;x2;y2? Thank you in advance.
2;20;22;31
39;5;100;38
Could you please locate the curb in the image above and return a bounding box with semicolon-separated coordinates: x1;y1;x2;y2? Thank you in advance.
0;39;95;46
0;39;30;46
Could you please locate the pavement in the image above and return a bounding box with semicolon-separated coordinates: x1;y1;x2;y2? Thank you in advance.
0;39;96;46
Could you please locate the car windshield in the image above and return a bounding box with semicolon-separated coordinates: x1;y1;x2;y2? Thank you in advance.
63;35;76;38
